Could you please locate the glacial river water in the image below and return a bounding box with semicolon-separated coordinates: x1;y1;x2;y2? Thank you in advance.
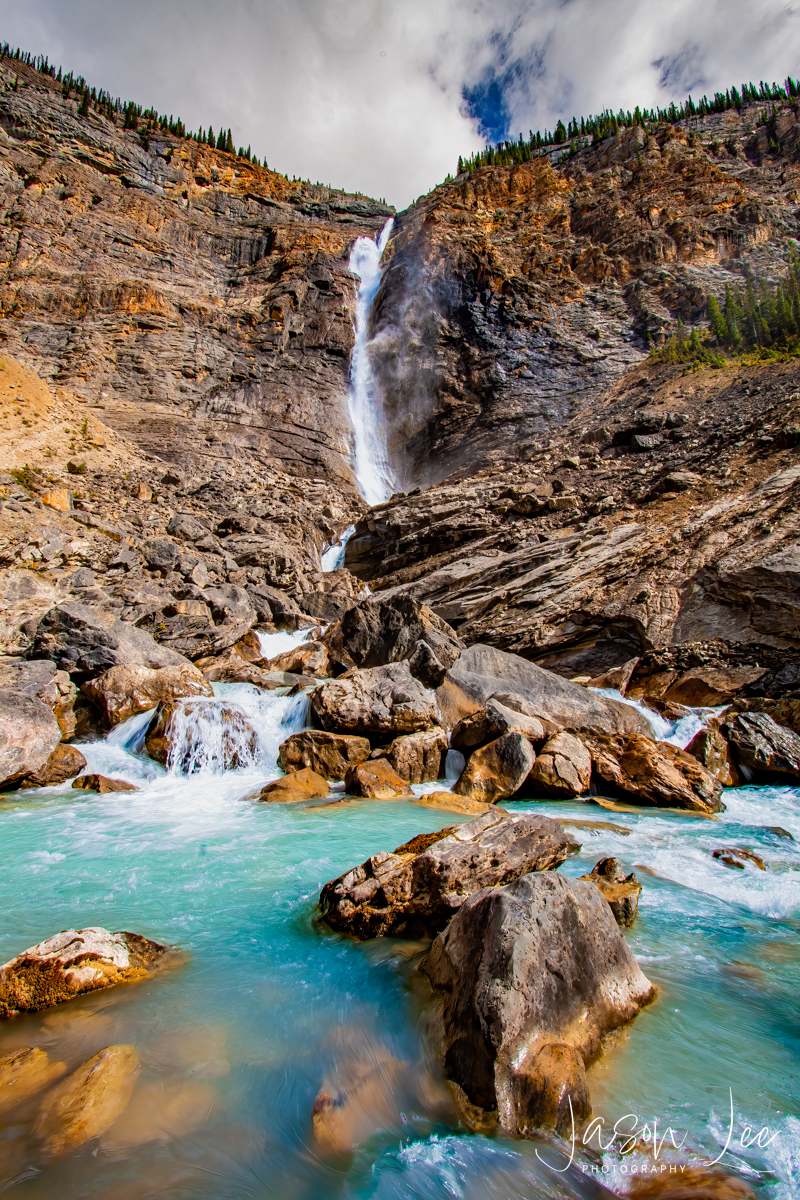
0;657;798;1198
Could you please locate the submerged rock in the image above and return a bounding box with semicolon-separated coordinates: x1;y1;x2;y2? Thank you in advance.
72;774;138;794
310;662;437;736
412;791;498;817
19;743;87;789
319;809;577;938
257;768;330;803
436;643;651;736
278;730;371;781
339;594;463;686
311;1043;403;1157
627;1165;754;1198
0;687;62;790
711;846;767;871
83;663;213;727
721;711;800;781
0;928;173;1017
34;1044;140;1158
0;1047;67;1114
527;731;592;798
372;726;448;783
579;856;642;926
585;732;725;814
453;732;535;803
344;759;413;799
421;871;655;1136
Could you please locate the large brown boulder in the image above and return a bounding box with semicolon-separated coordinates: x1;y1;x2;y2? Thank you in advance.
310;662;437;736
344;759;413;799
83;663;213;727
0;657;77;739
586;733;725;814
263;640;331;678
278;730;371;781
34;1045;140;1158
721;711;800;781
319;809;578;939
372;727;448;783
145;700;258;771
0;688;62;790
453;733;535;803
32;601;190;675
257;768;330;803
0;928;173;1018
72;774;138;794
421;871;655;1136
527;731;592;797
19;743;87;789
451;696;546;753
436;644;651;736
663;665;766;706
339;594;464;686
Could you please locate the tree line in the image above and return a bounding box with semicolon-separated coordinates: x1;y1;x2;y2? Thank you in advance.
457;76;800;174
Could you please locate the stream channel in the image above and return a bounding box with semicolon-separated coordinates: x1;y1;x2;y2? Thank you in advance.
0;626;798;1198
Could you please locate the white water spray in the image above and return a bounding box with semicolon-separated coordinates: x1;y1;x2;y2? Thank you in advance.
348;219;395;505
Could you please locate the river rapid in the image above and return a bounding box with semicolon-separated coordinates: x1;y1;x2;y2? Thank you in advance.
0;640;798;1199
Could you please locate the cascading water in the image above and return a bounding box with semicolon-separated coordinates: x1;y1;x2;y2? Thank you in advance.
321;523;355;571
347;219;396;505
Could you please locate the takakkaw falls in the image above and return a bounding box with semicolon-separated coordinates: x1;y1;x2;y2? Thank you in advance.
1;46;800;1200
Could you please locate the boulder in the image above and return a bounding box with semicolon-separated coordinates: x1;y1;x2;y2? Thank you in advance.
711;846;766;871
453;733;535;803
19;743;87;788
143;537;179;573
319;809;578;939
579;857;642;926
732;697;800;735
257;768;330;803
685;728;740;787
0;688;61;790
372;727;448;783
144;700;258;771
585;733;725;814
527;731;592;798
0;657;78;738
339;594;464;686
451;697;546;753
0;1047;67;1114
421;872;655;1136
83;663;213;727
627;1166;754;1199
196;649;304;688
264;640;331;678
664;666;766;706
344;759;414;799
310;662;437;736
721;711;800;781
0;568;64;656
34;1045;140;1158
72;774;138;794
279;730;371;781
586;657;639;694
0;928;173;1018
436;644;651;736
507;1042;590;1138
32;601;190;675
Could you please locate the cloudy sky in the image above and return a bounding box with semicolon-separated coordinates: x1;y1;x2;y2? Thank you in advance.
3;0;799;208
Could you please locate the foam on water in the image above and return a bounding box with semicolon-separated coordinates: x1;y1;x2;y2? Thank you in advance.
256;626;312;659
591;686;721;747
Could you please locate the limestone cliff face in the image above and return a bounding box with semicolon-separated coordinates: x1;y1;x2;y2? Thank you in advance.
0;60;393;488
369;112;800;490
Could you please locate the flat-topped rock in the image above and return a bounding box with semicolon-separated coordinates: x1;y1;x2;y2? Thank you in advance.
319;809;578;939
278;730;371;781
0;928;174;1017
83;663;212;727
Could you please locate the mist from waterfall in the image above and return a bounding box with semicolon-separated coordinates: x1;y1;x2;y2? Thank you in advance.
348;218;395;506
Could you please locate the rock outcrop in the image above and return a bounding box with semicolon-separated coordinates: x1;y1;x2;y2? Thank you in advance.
310;662;437;736
83;663;213;726
0;928;173;1017
257;768;329;803
0;687;62;790
527;731;592;798
344;759;413;799
579;857;642;926
19;743;87;788
319;809;577;938
721;711;800;781
33;601;190;676
338;594;464;686
422;872;655;1135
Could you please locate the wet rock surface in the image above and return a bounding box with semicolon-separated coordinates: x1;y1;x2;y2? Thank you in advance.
0;928;173;1017
34;1045;140;1158
721;711;800;781
585;732;725;813
257;768;330;803
579;856;642;926
421;871;655;1135
72;774;138;794
20;742;87;788
319;809;577;938
344;759;414;800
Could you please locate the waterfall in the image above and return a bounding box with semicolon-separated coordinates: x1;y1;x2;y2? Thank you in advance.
348;218;395;506
321;524;355;572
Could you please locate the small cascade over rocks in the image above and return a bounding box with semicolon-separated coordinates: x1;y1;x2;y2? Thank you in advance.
348;219;396;505
321;524;356;572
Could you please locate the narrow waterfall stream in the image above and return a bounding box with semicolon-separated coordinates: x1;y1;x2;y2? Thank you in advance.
1;670;798;1198
347;220;396;506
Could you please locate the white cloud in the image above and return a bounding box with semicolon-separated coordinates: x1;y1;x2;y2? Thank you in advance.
1;0;798;208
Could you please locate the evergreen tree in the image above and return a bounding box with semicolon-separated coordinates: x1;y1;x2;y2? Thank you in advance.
79;87;90;117
554;119;567;144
